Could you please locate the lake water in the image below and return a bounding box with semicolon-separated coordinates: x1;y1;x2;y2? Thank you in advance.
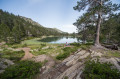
38;37;82;44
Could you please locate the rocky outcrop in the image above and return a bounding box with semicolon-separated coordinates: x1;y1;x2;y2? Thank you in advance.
32;55;55;74
0;58;14;74
35;50;90;79
35;48;120;79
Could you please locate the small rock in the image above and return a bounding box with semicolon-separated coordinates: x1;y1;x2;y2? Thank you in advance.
0;70;5;74
0;49;3;51
42;66;46;69
42;46;49;49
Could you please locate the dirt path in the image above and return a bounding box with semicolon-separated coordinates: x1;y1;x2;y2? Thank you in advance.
33;55;55;72
18;47;34;60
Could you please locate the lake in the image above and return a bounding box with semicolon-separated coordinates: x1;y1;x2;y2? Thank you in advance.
38;37;82;44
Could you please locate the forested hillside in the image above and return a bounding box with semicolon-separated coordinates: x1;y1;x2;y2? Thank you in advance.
0;9;67;43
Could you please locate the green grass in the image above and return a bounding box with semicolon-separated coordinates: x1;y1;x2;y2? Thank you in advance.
1;49;25;62
104;51;120;58
70;42;93;50
70;42;81;46
22;38;46;45
28;43;64;57
56;47;78;60
7;43;27;48
30;45;62;56
83;61;120;79
31;51;47;56
64;76;68;79
0;60;42;79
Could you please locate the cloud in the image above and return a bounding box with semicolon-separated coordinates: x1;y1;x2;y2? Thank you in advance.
58;24;77;33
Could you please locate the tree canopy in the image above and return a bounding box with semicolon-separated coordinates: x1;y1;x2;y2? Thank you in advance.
74;0;120;46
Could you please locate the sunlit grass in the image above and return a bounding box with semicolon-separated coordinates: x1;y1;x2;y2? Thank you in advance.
29;44;64;57
104;51;120;58
22;38;44;45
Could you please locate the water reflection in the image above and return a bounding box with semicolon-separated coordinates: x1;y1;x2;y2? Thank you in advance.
38;37;82;44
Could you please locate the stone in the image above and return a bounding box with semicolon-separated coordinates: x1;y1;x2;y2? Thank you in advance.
56;62;83;79
0;70;5;74
42;46;49;49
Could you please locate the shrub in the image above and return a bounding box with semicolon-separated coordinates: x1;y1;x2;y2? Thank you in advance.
70;43;92;50
56;47;77;60
70;42;81;46
31;50;47;56
1;50;25;62
41;43;46;47
62;47;71;51
79;43;92;50
22;43;27;47
64;76;68;79
82;61;120;79
56;51;70;60
0;60;42;79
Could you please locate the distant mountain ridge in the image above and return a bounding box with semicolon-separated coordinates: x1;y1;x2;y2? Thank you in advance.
20;16;66;33
20;16;43;27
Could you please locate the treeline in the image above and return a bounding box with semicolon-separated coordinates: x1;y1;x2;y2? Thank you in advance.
0;9;67;44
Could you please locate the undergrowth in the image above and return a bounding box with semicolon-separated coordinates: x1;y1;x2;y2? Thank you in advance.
82;61;120;79
56;47;78;60
0;60;42;79
1;50;25;62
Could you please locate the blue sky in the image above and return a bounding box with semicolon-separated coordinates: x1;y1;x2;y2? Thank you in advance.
0;0;120;33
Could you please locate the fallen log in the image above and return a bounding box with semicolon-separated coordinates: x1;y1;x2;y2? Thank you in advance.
103;44;118;50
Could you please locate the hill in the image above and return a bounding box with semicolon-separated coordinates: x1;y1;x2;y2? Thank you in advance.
0;9;67;43
20;16;67;34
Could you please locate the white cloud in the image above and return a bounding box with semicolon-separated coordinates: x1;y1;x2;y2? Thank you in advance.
58;24;77;33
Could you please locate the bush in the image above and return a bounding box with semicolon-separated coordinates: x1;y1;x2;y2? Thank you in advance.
31;50;47;56
1;50;25;62
70;42;81;46
70;43;92;50
22;43;27;47
56;51;70;60
79;43;93;50
0;61;42;79
82;61;120;79
41;43;46;47
56;47;77;60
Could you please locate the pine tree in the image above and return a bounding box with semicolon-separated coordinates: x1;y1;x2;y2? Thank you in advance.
74;0;120;47
0;23;10;43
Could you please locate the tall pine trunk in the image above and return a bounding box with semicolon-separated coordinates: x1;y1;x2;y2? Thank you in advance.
82;27;86;44
94;12;102;47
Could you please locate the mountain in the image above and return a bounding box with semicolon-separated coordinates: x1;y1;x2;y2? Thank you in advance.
0;9;67;43
20;16;43;27
52;28;65;33
20;16;67;34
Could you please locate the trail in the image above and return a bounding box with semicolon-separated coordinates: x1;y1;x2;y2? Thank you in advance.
19;47;34;60
33;54;55;72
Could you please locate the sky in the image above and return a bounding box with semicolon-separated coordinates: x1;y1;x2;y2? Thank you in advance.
0;0;120;33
